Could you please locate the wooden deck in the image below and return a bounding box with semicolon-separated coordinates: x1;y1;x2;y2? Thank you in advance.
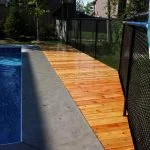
43;44;134;150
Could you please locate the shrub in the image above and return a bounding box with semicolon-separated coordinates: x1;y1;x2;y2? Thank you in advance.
4;6;25;39
40;24;56;40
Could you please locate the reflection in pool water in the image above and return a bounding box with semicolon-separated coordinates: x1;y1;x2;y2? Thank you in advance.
0;48;21;145
0;56;21;66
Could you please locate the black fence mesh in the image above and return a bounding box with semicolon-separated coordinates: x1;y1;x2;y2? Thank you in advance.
80;19;96;57
67;18;122;69
67;15;150;148
127;27;150;149
119;12;150;149
96;19;122;69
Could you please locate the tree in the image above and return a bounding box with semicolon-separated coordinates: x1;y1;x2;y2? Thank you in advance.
4;0;26;39
106;0;119;42
76;0;85;12
106;0;112;42
84;2;93;16
126;0;149;17
27;0;50;41
117;0;149;18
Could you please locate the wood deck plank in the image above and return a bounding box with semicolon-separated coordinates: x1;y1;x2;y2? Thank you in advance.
43;44;134;150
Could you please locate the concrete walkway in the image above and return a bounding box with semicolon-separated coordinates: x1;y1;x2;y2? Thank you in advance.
0;48;104;150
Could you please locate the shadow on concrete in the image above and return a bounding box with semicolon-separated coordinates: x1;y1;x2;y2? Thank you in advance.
22;52;49;150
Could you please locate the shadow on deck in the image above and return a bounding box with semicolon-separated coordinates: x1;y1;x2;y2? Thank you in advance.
43;43;134;150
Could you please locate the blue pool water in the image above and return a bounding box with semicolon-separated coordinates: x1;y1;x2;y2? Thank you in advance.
0;47;21;144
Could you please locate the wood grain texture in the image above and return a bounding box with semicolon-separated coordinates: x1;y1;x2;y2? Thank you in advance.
43;44;134;150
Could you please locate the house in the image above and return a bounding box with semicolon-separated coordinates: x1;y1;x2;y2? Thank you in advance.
93;0;118;18
93;0;127;18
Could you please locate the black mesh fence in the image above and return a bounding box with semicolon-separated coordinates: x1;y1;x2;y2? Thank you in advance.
96;19;122;69
67;13;150;149
67;18;122;69
80;19;96;57
127;26;150;149
119;12;150;149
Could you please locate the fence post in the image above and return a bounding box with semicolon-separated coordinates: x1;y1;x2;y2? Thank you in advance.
76;20;78;49
107;19;112;42
123;26;136;116
74;20;77;48
66;20;69;44
119;22;125;82
79;20;82;51
118;23;126;116
94;19;98;59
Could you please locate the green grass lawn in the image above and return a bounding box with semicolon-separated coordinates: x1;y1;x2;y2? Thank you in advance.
77;41;121;70
97;52;120;70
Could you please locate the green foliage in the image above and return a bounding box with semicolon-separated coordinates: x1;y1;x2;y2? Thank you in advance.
4;2;25;39
40;24;56;40
76;0;85;12
105;0;118;18
126;1;148;17
111;20;123;43
84;2;93;16
76;1;94;16
98;33;107;42
3;0;52;40
26;0;50;40
27;0;49;17
110;0;118;17
105;0;149;18
97;51;120;69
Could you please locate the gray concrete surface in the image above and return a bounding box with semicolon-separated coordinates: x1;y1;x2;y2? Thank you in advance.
0;48;104;150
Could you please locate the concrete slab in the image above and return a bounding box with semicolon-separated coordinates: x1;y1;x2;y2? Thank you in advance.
0;49;104;150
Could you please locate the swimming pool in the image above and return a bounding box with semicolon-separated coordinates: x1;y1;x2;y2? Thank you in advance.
0;46;22;145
